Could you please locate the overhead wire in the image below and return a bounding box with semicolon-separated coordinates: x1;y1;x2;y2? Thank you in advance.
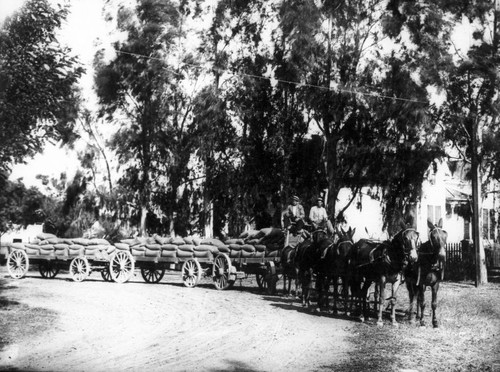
111;48;429;105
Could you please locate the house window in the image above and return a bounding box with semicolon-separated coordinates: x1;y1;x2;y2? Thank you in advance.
482;208;496;240
427;205;442;225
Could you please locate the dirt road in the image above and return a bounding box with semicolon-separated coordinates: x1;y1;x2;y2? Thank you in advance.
0;266;353;372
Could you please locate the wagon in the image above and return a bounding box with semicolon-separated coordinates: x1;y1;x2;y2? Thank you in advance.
6;236;134;283
116;233;283;290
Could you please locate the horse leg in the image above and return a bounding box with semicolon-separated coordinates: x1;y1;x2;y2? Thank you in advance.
360;280;371;322
332;276;338;314
431;282;440;328
342;275;350;316
390;277;402;327
406;279;416;324
377;276;386;327
418;285;426;327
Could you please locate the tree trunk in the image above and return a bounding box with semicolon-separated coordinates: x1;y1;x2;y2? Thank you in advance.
139;205;147;237
325;135;339;221
472;117;488;286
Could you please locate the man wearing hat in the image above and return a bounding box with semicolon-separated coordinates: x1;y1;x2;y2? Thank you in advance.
309;196;333;234
282;195;305;228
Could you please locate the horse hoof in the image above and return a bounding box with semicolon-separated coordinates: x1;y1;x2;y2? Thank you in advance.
359;317;365;323
392;322;399;328
433;322;439;329
377;321;383;327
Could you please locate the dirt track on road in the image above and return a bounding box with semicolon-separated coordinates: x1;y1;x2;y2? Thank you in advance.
0;266;353;372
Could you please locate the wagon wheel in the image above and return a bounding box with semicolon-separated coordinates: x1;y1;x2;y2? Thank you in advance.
141;266;166;284
256;271;267;290
109;250;135;283
181;259;202;288
7;249;29;279
213;253;233;290
265;261;278;295
69;256;90;282
101;266;112;282
39;261;60;279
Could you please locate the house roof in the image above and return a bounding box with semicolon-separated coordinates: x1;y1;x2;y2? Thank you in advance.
446;186;470;202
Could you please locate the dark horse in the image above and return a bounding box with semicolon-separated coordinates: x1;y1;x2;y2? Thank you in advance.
281;221;310;297
350;222;419;326
315;227;356;313
405;219;447;328
294;229;319;308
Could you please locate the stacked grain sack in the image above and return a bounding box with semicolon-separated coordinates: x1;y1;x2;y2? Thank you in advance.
113;235;228;260
225;227;285;259
8;233;114;258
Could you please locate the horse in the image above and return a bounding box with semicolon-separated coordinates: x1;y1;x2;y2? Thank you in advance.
405;218;447;328
350;221;419;326
314;227;356;314
294;228;326;308
281;245;299;297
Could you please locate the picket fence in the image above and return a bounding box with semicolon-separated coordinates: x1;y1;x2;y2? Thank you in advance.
444;241;500;281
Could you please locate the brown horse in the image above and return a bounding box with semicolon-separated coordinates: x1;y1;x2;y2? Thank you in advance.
350;222;419;326
405;219;447;328
295;228;326;308
281;245;299;297
314;227;356;314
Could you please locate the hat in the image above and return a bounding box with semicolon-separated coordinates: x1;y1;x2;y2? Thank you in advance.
292;195;299;202
317;197;323;203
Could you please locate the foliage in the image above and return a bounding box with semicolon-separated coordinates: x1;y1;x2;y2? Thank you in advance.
0;0;84;173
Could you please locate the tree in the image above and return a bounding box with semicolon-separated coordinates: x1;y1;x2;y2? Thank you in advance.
0;0;84;173
95;0;200;236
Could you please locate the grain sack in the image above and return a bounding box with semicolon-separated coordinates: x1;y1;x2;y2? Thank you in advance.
89;238;110;246
176;250;193;258
239;229;260;239
39;245;54;255
254;244;266;252
217;245;230;253
171;237;186;245
131;247;145;256
154;236;171;245
229;249;241;258
145;248;160;257
241;244;256;253
36;233;57;240
254;251;265;258
47;237;60;244
114;243;130;250
24;244;39;255
54;247;68;256
193;250;211;258
191;237;202;246
194;244;211;252
245;239;261;245
72;238;89;246
241;250;255;258
161;244;177;251
183;236;194;245
229;244;243;251
177;244;194;252
69;245;84;256
145;243;161;250
225;238;244;245
10;242;25;250
160;250;176;258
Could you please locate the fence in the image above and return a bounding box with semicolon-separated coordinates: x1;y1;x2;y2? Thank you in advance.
444;240;500;281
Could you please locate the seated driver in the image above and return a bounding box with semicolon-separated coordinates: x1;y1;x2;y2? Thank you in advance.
309;197;334;235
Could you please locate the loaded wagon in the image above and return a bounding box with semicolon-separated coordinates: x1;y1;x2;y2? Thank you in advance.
6;233;133;283
115;228;285;291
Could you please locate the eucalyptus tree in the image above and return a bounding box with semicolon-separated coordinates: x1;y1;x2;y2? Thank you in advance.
0;0;83;175
95;0;200;235
272;0;447;230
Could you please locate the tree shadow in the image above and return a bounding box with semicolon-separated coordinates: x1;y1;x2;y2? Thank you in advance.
207;359;260;372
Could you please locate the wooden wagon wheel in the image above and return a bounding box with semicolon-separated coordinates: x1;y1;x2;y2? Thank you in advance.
181;259;202;288
69;256;90;282
39;261;60;279
7;249;29;279
109;250;135;283
101;266;112;282
141;266;166;284
255;271;267;290
265;261;278;295
212;253;234;290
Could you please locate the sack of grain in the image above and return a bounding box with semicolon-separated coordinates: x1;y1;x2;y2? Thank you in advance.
161;244;177;251
160;250;176;258
176;250;194;258
177;244;195;252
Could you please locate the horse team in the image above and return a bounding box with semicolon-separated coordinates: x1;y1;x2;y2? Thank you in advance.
280;219;447;328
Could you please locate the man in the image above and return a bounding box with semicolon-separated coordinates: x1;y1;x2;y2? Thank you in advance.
309;197;334;235
282;195;305;228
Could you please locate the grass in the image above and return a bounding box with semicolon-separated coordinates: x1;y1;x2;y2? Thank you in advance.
330;281;500;372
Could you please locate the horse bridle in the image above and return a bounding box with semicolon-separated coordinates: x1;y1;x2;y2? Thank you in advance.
419;226;447;257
